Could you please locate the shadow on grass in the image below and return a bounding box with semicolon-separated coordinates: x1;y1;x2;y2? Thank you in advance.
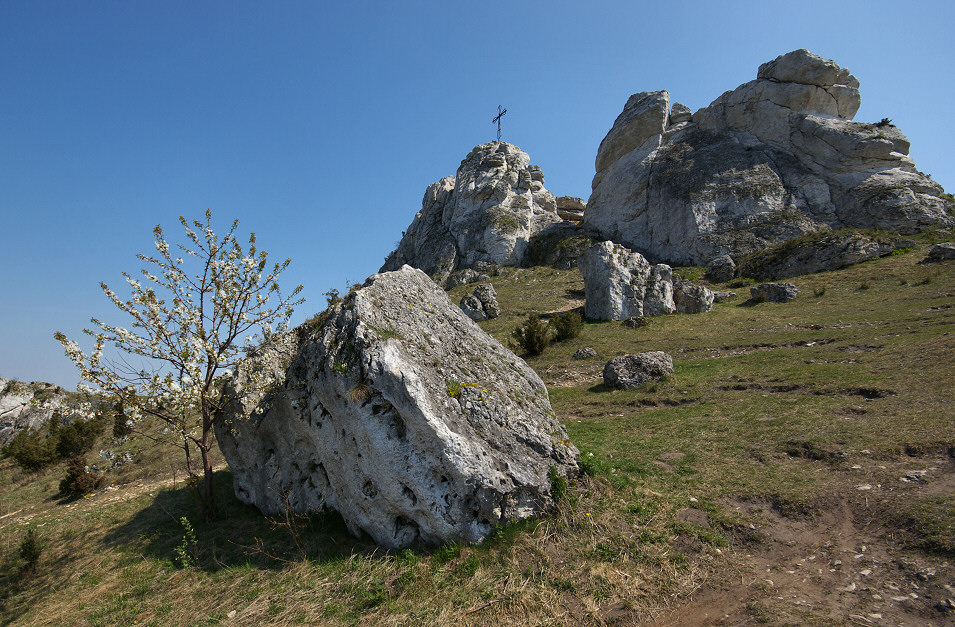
100;469;378;572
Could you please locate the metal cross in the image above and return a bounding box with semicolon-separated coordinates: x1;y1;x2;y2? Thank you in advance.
492;105;507;142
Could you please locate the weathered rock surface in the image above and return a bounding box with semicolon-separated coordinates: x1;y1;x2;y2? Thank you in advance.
460;283;501;321
706;254;737;283
382;142;563;285
603;352;674;389
556;196;586;222
217;266;578;549
927;242;955;261
446;269;491;290
585;49;953;267
674;276;715;314
751;282;799;303
738;232;913;280
572;347;597;360
527;222;594;269
0;379;65;444
579;241;713;320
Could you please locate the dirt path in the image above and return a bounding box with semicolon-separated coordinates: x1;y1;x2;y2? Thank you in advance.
652;455;955;626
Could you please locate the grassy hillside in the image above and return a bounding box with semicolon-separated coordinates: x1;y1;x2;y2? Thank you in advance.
1;239;953;625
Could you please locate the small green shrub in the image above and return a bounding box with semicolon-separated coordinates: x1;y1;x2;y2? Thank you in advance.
59;456;105;498
19;528;42;572
813;287;826;298
876;117;893;127
858;282;870;291
174;517;200;569
54;418;106;458
113;412;133;438
511;313;550;356
551;310;583;342
548;466;568;502
6;424;58;471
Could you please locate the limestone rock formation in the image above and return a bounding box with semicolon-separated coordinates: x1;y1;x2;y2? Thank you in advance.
217;266;578;549
738;232;913;280
446;269;491;290
556;196;586;223
751;282;799;303
927;242;955;261
0;379;66;444
603;352;674;389
579;241;713;321
585;49;953;267
382;142;563;285
706;254;737;283
460;283;501;321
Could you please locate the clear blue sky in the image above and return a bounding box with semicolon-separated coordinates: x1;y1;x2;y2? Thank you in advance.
2;1;953;388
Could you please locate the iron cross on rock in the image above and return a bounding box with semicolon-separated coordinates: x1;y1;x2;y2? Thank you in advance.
492;105;507;142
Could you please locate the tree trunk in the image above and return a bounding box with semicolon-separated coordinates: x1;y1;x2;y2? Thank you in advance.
198;401;217;520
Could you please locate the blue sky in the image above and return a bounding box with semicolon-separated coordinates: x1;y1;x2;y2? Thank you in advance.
2;1;953;388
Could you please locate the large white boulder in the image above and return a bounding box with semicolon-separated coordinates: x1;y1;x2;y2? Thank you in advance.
585;49;953;267
217;266;578;549
579;241;715;321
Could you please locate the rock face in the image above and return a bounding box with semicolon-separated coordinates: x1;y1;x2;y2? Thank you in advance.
0;379;65;444
603;352;674;389
446;269;491;290
738;232;912;280
751;282;799;303
556;196;586;223
579;241;714;321
585;49;953;267
382;142;563;285
217;266;578;549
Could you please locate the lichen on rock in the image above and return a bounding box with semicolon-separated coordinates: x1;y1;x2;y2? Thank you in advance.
217;266;578;549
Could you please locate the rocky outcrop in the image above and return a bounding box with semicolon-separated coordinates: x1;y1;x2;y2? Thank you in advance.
706;254;737;283
382;142;563;285
579;241;713;321
527;223;595;269
585;49;953;267
927;242;955;261
217;266;578;549
738;232;914;280
446;269;491;290
603;352;674;389
0;379;65;444
751;282;799;303
460;283;500;321
556;196;586;223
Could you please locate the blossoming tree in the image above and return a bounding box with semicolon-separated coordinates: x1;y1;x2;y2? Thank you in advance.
56;210;303;519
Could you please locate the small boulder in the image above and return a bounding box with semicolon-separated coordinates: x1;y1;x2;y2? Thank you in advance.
674;276;715;314
472;283;501;319
705;254;736;283
603;352;674;389
751;282;799;303
459;294;487;321
712;290;736;303
217;266;577;549
572;347;597;360
927;242;955;261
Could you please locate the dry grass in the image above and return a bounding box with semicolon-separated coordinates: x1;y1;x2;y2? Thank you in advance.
0;240;953;625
